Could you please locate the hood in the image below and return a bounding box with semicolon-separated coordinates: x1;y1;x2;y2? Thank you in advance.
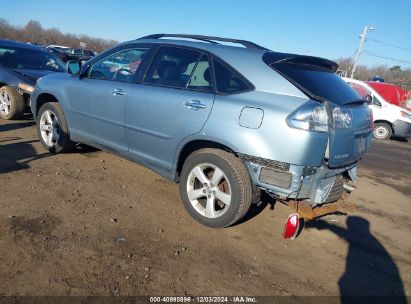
388;102;411;115
12;69;58;84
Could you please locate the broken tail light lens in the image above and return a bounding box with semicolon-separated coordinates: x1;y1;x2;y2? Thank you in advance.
332;106;352;129
287;101;328;133
283;213;300;239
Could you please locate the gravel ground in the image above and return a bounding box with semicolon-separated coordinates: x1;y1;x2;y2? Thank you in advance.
0;118;410;300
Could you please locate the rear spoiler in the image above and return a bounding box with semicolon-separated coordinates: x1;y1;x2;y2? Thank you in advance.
262;52;338;72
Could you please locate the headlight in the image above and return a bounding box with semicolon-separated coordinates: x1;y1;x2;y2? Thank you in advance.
18;83;35;93
400;111;411;120
287;101;328;133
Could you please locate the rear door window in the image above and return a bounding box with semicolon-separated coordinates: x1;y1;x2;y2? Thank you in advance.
144;46;201;89
187;54;213;92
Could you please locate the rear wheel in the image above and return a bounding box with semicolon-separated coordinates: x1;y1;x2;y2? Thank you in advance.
373;123;392;140
37;102;75;153
0;86;25;120
179;149;253;228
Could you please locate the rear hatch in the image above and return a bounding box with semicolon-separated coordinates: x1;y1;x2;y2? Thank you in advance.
264;53;373;167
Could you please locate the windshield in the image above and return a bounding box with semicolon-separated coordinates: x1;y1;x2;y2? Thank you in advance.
271;62;361;106
0;47;65;72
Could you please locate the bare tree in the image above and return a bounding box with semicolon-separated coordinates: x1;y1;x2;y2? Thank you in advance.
335;57;411;90
0;18;117;53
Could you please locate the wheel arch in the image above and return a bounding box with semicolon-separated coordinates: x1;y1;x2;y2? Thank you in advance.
174;139;238;181
374;120;394;132
35;93;60;118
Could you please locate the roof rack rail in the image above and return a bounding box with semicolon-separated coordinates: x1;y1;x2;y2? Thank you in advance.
139;34;268;51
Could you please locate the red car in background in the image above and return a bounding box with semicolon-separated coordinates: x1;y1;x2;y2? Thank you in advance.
365;81;410;108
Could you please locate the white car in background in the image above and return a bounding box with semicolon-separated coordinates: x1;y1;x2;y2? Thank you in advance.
343;77;411;140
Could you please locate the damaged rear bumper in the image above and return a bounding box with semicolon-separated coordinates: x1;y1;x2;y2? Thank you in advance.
241;154;357;208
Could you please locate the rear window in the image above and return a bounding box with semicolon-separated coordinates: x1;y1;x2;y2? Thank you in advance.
270;61;360;106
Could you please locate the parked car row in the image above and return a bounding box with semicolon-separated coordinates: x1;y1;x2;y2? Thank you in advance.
0;35;406;238
44;45;96;63
343;77;411;139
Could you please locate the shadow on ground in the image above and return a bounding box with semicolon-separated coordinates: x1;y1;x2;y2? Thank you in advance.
233;191;278;226
306;216;406;304
0;138;49;174
390;136;408;143
0;121;36;132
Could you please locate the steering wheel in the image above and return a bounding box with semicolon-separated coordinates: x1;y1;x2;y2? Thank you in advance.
113;68;133;80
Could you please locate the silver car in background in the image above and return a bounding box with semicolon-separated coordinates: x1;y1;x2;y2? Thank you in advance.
30;34;373;236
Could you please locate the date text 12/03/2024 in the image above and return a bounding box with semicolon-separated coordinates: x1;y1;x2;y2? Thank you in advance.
149;296;257;303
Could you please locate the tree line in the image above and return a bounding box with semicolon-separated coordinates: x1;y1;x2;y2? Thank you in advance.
1;19;410;91
0;19;118;53
336;57;411;91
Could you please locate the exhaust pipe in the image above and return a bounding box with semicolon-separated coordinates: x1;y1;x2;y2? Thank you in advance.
343;183;355;193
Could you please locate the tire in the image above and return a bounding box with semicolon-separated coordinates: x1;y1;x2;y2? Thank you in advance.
36;102;75;153
179;148;253;228
373;123;392;140
0;86;25;120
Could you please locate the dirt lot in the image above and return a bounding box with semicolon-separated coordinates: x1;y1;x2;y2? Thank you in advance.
0;118;410;299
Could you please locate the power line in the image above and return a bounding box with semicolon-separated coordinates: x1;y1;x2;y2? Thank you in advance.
363;50;411;65
367;38;411;53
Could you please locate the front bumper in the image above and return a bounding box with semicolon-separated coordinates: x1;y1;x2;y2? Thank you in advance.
393;119;411;138
242;155;356;207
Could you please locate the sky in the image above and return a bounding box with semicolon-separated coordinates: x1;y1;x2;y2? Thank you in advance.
2;0;411;68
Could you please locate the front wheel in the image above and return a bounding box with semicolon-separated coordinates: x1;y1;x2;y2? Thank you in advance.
179;149;253;228
0;86;25;120
36;102;75;153
373;123;392;140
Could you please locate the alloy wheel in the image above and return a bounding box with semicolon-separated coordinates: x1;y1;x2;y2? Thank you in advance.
39;110;60;147
186;163;232;219
0;89;11;116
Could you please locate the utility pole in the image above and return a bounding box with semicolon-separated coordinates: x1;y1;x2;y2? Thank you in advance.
350;25;374;79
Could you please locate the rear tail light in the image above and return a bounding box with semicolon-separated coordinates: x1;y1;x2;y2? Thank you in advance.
287;101;328;133
283;213;300;239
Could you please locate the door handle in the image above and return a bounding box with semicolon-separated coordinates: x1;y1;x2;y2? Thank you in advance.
184;100;206;110
110;88;127;96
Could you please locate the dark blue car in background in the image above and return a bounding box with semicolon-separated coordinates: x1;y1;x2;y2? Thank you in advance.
0;39;65;120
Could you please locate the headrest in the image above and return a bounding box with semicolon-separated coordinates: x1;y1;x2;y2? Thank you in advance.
157;61;179;79
203;67;211;83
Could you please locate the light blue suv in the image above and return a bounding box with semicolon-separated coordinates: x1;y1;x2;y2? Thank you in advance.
31;34;373;229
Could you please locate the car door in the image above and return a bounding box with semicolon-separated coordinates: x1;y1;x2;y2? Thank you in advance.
67;46;152;152
123;46;215;173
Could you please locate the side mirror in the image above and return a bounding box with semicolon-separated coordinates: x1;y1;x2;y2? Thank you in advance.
66;60;81;75
364;94;373;105
78;62;91;79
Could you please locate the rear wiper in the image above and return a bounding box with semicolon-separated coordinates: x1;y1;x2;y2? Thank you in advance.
344;99;367;106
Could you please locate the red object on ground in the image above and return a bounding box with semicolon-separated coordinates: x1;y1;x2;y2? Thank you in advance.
365;81;408;106
282;214;300;239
